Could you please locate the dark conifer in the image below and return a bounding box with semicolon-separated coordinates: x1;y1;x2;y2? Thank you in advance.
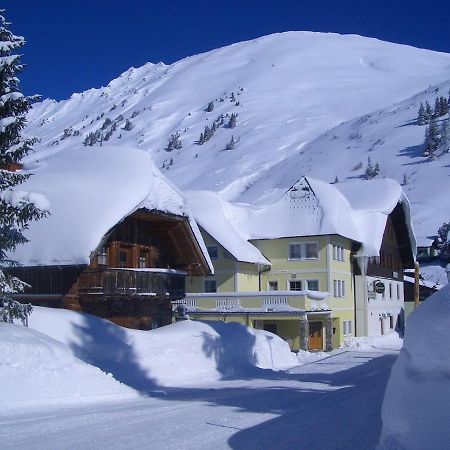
0;10;47;323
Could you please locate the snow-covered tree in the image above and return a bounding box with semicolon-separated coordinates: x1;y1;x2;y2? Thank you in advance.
228;113;238;129
0;10;47;324
165;132;182;151
434;222;450;260
225;135;236;150
417;103;427;125
365;156;379;179
423;118;439;157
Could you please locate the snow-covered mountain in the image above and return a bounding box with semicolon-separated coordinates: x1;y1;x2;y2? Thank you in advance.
23;32;450;243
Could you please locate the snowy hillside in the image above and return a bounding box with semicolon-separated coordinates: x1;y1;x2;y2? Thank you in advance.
23;31;450;242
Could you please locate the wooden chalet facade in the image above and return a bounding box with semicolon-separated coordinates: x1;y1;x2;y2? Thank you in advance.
8;209;211;330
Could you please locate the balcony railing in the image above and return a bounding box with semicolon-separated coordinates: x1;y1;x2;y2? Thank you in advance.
78;268;186;299
175;290;330;313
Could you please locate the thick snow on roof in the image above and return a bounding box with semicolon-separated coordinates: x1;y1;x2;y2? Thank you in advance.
188;177;414;264
10;146;212;269
337;178;416;257
187;190;271;265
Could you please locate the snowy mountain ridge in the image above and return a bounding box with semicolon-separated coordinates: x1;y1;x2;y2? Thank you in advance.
22;31;450;243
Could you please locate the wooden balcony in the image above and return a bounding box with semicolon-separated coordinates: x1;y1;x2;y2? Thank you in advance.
78;268;186;300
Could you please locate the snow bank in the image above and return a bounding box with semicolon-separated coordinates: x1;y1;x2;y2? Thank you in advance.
343;332;403;351
0;323;137;410
378;285;450;450
28;307;298;389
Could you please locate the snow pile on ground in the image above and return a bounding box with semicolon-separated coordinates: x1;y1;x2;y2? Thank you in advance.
28;307;298;390
378;285;450;450
0;323;138;410
343;332;403;351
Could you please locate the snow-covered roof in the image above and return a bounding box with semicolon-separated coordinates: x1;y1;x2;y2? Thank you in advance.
187;176;415;264
8;146;213;271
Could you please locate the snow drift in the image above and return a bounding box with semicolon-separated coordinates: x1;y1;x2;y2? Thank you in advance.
0;323;137;409
378;285;450;450
27;306;298;390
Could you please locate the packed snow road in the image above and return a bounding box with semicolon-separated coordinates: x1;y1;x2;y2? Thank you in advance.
0;350;397;450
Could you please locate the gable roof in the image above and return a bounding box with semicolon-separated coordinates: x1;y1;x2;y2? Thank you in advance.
187;176;416;264
8;146;213;272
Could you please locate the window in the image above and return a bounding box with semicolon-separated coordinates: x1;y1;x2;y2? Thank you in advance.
119;250;128;268
389;283;392;300
289;243;302;259
207;246;218;260
139;250;147;268
289;280;303;291
204;279;217;293
289;242;318;260
396;284;400;300
333;280;346;298
97;246;107;265
306;279;319;291
268;281;278;291
333;244;344;261
305;243;319;259
343;320;353;336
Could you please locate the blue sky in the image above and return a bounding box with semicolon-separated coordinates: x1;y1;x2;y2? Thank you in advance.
4;0;450;100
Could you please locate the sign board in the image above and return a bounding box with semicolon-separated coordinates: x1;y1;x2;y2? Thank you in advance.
373;280;385;294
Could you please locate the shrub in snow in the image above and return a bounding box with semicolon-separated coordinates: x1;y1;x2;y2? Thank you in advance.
378;285;450;450
206;101;214;112
123;119;133;131
0;10;47;324
225;135;237;150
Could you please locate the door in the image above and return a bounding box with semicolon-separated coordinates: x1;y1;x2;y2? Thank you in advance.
309;321;323;350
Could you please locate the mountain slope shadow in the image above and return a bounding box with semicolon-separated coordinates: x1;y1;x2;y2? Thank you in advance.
69;314;158;394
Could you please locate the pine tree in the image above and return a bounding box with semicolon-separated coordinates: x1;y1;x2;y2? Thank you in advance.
165;132;182;151
439;119;449;153
435;221;450;260
423;118;439;157
206;101;214;112
225;135;236;150
434;97;441;118
425;101;433;122
418;103;426;125
228;113;238;129
0;10;47;324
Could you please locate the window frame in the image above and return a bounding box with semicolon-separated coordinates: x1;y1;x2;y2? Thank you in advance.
289;280;303;291
207;245;219;261
288;241;319;261
204;279;217;293
305;279;320;291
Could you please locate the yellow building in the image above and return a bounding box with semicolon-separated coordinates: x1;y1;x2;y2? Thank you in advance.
180;177;415;351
